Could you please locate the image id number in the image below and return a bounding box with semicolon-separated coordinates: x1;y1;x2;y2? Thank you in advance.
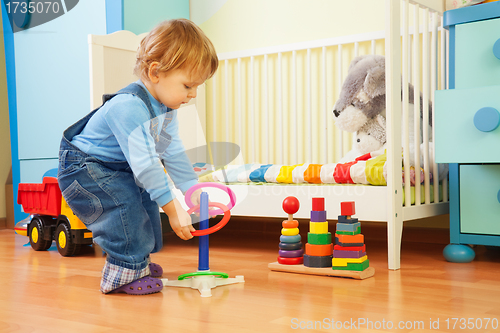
445;318;498;330
5;1;60;14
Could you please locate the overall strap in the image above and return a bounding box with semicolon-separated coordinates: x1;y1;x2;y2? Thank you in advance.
62;82;170;152
103;82;173;154
102;83;156;119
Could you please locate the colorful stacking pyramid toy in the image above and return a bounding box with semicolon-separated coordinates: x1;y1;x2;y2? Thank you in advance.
332;201;370;272
269;197;374;279
304;198;333;268
278;196;304;265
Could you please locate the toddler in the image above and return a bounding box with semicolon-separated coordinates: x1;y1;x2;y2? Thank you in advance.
58;19;218;295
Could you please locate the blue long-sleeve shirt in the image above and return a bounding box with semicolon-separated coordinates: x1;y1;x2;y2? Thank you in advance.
71;80;197;207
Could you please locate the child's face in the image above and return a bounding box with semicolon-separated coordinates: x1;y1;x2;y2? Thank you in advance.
148;66;205;110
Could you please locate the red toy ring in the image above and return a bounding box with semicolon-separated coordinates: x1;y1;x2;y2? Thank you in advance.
187;202;230;236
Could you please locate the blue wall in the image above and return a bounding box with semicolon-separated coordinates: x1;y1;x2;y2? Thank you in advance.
2;0;189;222
123;0;189;34
2;0;108;222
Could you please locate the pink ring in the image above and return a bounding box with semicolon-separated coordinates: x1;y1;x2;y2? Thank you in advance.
185;182;236;215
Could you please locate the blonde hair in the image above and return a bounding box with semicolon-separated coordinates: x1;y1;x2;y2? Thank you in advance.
134;19;218;82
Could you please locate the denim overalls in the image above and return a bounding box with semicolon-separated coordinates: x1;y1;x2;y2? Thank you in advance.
58;83;173;274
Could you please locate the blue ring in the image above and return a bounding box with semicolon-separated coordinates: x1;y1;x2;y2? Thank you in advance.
280;234;301;243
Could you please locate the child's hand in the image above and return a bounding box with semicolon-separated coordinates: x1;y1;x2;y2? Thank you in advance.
162;198;196;240
190;188;203;206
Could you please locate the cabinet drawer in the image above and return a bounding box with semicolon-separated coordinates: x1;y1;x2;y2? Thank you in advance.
460;165;500;236
456;17;500;89
435;85;500;163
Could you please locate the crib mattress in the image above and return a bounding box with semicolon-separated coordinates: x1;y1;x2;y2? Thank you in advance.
195;149;432;187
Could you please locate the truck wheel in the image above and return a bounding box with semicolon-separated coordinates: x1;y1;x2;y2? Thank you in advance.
29;217;52;251
55;223;80;257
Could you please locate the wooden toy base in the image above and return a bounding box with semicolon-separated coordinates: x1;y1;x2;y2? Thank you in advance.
268;262;375;280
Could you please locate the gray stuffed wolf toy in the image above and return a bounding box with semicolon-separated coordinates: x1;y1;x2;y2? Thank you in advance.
332;54;437;170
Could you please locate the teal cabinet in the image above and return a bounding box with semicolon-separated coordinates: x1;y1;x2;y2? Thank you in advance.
460;165;500;236
455;17;500;89
435;85;500;163
438;2;500;262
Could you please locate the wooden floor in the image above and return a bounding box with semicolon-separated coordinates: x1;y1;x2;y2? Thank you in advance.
1;219;500;333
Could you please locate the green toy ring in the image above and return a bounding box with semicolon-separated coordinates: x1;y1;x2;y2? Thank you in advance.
178;271;229;280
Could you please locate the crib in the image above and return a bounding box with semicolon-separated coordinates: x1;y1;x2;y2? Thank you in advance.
89;0;449;270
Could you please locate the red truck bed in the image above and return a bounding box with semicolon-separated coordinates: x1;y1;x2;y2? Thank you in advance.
17;177;62;217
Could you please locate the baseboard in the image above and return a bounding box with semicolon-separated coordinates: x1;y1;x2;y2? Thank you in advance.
170;216;450;245
0;218;6;229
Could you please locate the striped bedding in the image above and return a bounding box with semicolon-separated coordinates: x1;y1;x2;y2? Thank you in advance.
194;149;431;186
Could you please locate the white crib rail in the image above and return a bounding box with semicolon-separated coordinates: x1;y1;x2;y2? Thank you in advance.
386;0;449;269
386;0;404;270
213;31;386;165
207;0;448;214
399;0;449;209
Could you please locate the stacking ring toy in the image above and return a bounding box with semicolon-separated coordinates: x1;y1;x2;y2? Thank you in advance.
185;182;236;215
187;202;230;236
178;271;229;280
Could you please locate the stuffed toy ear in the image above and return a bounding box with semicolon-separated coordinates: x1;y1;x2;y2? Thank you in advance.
363;63;386;99
347;55;369;73
375;114;386;130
